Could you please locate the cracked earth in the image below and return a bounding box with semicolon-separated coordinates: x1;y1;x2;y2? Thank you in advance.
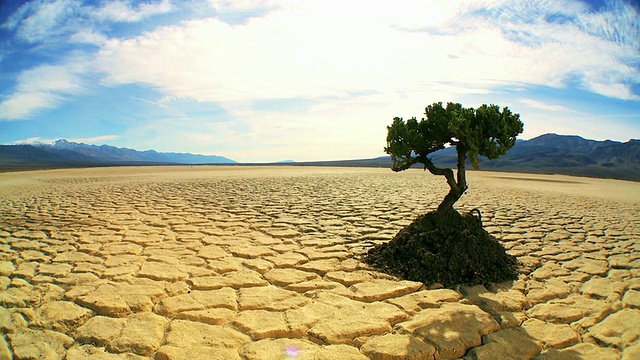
0;166;638;359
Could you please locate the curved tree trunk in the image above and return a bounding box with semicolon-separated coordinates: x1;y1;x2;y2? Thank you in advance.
425;147;468;216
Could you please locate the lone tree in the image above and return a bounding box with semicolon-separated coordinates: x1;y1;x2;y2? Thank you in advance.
386;102;523;215
364;102;524;286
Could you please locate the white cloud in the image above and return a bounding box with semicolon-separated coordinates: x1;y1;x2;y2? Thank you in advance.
4;0;81;43
7;137;52;145
9;135;120;145
94;0;638;106
2;0;638;160
0;0;178;120
520;110;638;142
1;0;175;46
86;0;640;160
69;29;109;45
67;135;121;144
0;62;87;120
519;99;575;112
17;63;85;93
208;0;275;11
94;0;172;23
0;92;60;120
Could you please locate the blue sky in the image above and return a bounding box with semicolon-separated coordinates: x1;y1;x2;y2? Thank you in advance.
1;0;639;162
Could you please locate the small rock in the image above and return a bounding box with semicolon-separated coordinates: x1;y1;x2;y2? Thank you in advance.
161;319;251;353
623;289;640;309
101;243;143;256
315;344;369;360
0;306;22;333
325;270;375;286
264;268;319;287
75;316;125;347
108;312;168;356
265;252;309;267
38;263;73;277
228;245;276;259
0;286;39;307
349;279;423;302
464;328;542;360
562;257;609;276
285;301;338;337
0;336;11;360
385;289;461;314
521;318;580;349
286;278;346;293
492;312;528;328
461;285;528;314
75;282;165;317
531;262;570;280
175;308;235;325
0;261;15;276
156;345;242;360
66;344;148;359
580;276;626;299
306;293;408;345
238;338;320;360
587;308;640;349
242;258;275;274
37;301;93;333
527;302;584;324
7;328;74;359
297;258;341;275
395;303;500;360
190;270;268;290
154;287;237;317
53;251;104;264
526;278;572;304
197;245;230;260
622;342;640;360
534;342;620;360
233;310;288;340
138;261;188;282
238;285;310;311
361;333;436;360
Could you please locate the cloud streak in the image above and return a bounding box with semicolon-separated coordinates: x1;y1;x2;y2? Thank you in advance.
9;134;120;145
93;0;172;22
2;0;81;43
0;62;87;119
520;99;577;113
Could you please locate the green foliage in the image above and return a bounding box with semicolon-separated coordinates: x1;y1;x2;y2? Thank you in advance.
385;102;524;171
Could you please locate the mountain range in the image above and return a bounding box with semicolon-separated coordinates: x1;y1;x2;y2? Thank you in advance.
1;134;639;180
294;134;640;181
0;139;236;170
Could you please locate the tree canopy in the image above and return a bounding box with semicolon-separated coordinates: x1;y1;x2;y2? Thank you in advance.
385;102;524;213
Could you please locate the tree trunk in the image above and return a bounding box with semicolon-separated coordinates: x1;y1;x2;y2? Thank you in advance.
433;147;468;216
436;188;463;214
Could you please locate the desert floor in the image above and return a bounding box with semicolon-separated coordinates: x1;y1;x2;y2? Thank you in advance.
0;166;638;359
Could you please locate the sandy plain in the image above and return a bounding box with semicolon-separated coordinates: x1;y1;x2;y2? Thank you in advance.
0;165;638;359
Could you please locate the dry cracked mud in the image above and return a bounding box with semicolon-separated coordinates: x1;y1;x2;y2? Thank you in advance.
0;166;638;359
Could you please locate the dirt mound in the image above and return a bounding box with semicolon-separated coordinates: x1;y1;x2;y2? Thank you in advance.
363;210;519;287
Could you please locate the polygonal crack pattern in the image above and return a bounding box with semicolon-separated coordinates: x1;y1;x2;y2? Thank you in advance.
0;167;638;359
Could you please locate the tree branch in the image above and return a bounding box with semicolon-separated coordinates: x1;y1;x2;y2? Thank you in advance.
421;156;459;192
390;155;417;172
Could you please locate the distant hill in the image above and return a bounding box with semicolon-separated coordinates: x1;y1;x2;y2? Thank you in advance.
293;134;640;181
3;134;639;180
0;139;236;171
